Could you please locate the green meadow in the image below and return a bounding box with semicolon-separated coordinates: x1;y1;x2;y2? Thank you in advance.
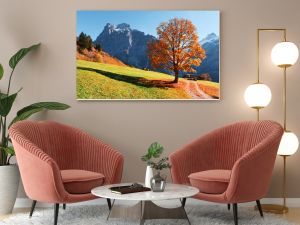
76;60;191;99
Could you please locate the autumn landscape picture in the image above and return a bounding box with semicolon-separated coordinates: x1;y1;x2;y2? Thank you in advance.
76;11;220;100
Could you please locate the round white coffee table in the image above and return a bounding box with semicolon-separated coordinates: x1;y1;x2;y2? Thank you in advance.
92;183;199;225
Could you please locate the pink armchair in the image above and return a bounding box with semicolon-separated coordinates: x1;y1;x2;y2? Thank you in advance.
169;120;283;225
9;120;124;225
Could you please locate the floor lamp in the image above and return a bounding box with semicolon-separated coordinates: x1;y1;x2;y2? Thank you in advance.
270;36;299;213
244;28;299;214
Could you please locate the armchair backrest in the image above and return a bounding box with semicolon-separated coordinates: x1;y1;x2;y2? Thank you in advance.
210;120;282;170
10;120;124;187
9;121;81;170
170;120;283;185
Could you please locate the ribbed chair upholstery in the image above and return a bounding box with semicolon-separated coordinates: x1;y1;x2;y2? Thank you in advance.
9;120;124;225
169;120;283;225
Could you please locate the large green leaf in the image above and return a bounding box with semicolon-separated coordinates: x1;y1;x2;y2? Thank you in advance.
10;108;42;126
0;93;18;116
0;64;3;80
2;147;15;156
141;142;164;162
9;102;70;127
9;43;41;69
0;92;8;99
148;142;164;158
17;102;70;116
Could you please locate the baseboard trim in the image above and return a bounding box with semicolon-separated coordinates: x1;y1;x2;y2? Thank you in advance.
14;197;300;208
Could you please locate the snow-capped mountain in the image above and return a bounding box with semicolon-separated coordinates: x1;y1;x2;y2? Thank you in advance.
94;23;156;69
200;33;219;45
197;33;220;82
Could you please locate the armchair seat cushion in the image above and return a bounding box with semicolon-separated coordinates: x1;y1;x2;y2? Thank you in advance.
61;170;105;194
188;170;231;194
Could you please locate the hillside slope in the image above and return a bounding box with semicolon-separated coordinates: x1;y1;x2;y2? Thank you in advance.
76;60;219;99
76;48;127;67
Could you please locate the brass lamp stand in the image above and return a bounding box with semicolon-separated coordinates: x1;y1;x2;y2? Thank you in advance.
252;28;295;214
260;154;289;214
260;64;290;213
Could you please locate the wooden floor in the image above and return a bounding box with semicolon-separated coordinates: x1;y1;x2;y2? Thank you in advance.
281;208;300;224
1;207;300;224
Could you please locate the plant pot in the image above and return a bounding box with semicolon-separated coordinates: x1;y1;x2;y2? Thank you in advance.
0;165;20;215
145;165;153;188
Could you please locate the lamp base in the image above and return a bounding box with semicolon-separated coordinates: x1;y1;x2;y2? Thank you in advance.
255;204;288;214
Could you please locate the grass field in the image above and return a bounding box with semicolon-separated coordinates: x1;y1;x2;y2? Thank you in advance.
76;60;219;99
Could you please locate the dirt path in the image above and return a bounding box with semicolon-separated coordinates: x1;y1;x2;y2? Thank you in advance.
182;80;213;99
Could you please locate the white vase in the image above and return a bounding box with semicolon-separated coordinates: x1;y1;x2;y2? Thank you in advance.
0;165;20;215
145;165;153;188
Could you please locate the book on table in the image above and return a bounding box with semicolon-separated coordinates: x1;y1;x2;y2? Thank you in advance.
110;183;151;194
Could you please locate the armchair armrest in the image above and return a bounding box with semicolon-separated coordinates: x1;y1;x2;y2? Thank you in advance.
10;139;67;203
225;130;283;203
170;131;218;184
74;131;124;185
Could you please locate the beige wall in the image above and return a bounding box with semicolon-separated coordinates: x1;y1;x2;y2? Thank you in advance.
0;0;300;198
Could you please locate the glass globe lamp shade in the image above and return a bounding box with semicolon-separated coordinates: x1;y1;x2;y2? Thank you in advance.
277;131;299;156
271;42;299;67
244;83;272;109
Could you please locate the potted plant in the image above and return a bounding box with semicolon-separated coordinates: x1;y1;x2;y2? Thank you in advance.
141;142;171;191
0;43;70;215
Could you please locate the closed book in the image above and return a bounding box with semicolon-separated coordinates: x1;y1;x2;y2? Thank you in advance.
110;185;151;194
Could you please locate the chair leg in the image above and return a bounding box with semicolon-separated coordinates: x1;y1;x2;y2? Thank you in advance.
107;198;112;210
233;203;238;225
181;198;187;208
256;200;264;217
29;200;37;217
63;204;66;210
54;204;59;225
227;204;230;210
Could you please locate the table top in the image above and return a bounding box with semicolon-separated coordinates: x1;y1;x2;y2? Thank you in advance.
91;183;199;201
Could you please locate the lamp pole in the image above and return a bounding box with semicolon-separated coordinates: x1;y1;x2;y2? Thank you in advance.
283;155;287;207
254;28;289;214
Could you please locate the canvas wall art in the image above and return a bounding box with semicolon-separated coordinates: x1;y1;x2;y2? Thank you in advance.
76;10;220;100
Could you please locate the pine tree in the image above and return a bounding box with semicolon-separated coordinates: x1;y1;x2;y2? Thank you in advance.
77;32;93;51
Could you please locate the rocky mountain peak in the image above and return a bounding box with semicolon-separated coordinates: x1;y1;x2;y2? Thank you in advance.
200;33;219;45
116;23;131;30
94;23;156;69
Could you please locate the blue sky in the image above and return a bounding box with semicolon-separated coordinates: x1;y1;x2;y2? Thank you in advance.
77;11;220;41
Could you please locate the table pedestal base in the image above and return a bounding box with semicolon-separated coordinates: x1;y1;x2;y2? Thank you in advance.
107;200;191;225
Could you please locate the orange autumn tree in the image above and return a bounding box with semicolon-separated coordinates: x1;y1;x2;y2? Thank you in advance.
148;18;206;83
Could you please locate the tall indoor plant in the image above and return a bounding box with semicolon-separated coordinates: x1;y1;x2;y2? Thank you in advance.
0;43;70;214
